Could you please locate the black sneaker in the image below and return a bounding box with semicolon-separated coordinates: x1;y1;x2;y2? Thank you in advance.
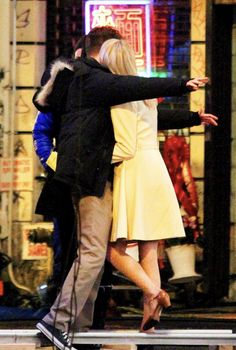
36;320;76;350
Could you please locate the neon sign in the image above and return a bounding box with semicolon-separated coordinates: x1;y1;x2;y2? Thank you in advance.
85;0;152;76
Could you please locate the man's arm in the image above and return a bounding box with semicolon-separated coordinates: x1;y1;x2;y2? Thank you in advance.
32;57;206;112
83;70;195;107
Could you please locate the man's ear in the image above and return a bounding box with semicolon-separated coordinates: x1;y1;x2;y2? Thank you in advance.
74;48;83;58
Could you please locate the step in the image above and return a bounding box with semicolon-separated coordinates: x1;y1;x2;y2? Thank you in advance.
0;329;235;348
0;345;36;350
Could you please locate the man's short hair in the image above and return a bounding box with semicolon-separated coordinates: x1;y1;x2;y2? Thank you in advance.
74;26;123;57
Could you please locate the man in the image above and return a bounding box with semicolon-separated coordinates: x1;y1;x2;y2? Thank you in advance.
33;110;112;332
33;30;123;335
33;26;216;350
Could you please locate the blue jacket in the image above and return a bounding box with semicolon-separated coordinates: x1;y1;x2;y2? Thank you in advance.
33;111;56;170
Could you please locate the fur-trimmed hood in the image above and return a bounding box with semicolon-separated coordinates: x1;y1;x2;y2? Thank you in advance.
35;59;74;107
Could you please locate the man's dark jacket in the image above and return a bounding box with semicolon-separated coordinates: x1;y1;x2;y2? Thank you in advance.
33;57;200;201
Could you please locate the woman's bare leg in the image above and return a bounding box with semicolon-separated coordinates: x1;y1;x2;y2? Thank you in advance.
107;240;166;331
107;240;159;298
139;240;161;330
139;240;160;288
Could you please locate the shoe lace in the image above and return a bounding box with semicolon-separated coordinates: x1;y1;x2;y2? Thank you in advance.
61;331;72;346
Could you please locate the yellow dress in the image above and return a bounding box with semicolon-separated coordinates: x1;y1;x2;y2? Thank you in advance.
110;101;185;242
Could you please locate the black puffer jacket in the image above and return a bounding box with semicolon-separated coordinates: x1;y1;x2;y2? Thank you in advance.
33;57;199;198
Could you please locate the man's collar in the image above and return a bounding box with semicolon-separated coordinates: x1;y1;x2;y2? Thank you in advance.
81;57;110;73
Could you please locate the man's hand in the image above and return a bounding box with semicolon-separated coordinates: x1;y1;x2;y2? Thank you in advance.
198;109;218;126
186;77;209;91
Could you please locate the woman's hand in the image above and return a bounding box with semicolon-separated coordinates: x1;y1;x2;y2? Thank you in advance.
198;109;218;126
186;77;209;90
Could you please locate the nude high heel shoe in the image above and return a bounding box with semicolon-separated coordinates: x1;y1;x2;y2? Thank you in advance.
141;289;171;331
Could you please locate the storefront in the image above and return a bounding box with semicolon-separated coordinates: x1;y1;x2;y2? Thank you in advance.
0;0;235;324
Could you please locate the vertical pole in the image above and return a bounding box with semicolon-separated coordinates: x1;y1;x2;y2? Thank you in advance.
0;0;32;293
0;0;11;241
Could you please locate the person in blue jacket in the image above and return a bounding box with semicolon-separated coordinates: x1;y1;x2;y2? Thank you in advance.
33;111;77;289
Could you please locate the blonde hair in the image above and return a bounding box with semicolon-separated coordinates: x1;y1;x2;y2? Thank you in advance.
99;39;156;109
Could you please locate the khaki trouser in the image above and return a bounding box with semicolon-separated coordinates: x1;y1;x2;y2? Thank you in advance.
43;182;113;332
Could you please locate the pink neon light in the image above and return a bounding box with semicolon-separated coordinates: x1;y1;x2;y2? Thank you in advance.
85;0;152;76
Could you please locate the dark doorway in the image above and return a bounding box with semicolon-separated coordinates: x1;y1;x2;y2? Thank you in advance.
204;4;234;303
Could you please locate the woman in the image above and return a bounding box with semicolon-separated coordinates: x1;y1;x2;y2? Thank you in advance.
99;39;209;332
